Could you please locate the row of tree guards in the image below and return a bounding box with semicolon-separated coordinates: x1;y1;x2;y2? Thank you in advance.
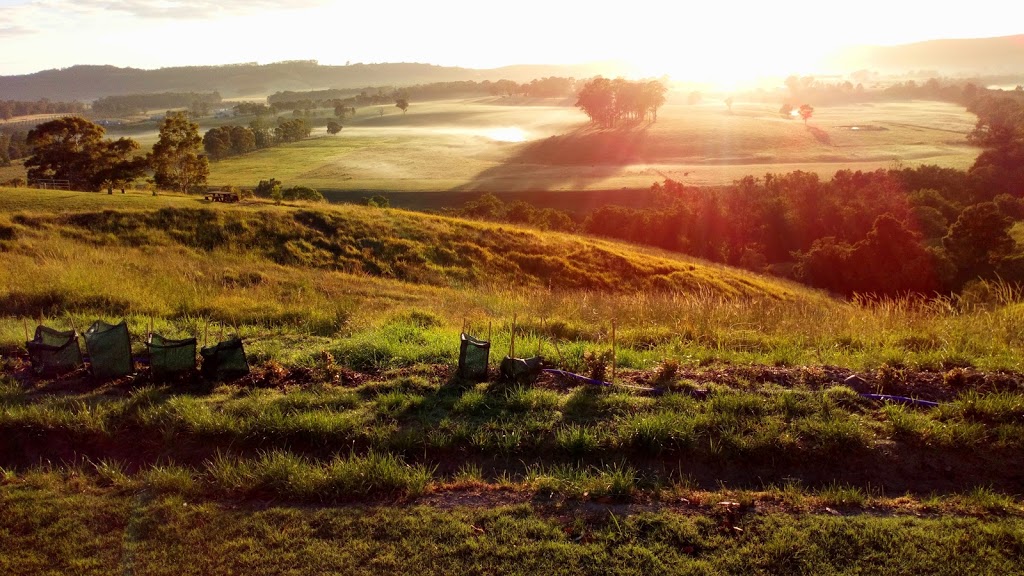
459;315;628;389
23;315;249;381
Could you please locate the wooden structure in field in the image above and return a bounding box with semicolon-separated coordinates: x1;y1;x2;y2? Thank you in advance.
29;178;71;190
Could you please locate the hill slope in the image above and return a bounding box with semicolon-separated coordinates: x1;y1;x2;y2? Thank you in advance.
0;187;807;300
828;35;1024;75
0;61;628;101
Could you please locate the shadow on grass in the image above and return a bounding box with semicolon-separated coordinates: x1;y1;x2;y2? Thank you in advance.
451;123;653;193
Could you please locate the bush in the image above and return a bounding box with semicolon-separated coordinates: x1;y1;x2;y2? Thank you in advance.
282;186;324;202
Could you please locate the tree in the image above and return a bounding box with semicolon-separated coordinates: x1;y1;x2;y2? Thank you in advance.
576;77;616;126
0;132;10;166
274;118;311;143
491;80;519;98
229;125;255;155
334;104;355;119
151;111;209;193
93;137;148;193
799;104;814;125
203;126;232;160
25;116;108;190
395;99;409;114
643;80;667;122
943;202;1014;282
255;178;282;197
25;117;147;192
326;121;343;135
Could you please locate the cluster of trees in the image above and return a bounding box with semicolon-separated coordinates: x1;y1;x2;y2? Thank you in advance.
91;92;222;116
575;78;668;127
0;99;85;120
203;117;312;160
24;113;208;193
202;125;256;160
254;178;324;203
453;194;576;232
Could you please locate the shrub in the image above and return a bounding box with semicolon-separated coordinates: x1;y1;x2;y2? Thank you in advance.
282;186;324;202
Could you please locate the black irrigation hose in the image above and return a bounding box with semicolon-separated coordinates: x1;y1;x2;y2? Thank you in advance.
859;393;940;408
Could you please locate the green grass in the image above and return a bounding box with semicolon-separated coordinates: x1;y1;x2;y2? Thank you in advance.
2;474;1024;575
4;184;1024;572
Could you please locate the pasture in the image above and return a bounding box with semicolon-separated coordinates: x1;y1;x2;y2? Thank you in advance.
203;97;979;204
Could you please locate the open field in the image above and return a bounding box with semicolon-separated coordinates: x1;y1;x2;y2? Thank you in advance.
4;188;1024;573
200;98;980;205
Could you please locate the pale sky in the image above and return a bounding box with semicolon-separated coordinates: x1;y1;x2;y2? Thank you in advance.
0;0;1021;80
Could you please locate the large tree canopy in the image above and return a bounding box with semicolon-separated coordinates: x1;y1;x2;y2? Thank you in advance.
152;112;209;193
25;117;146;191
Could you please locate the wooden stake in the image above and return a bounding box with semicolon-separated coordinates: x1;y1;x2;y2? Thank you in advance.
487;321;492;343
611;320;617;385
204;319;210;347
23;318;29;342
148;317;154;340
509;315;516;359
219;323;224;343
538;319;544;357
68;315;79;337
462;318;467;335
551;338;566;367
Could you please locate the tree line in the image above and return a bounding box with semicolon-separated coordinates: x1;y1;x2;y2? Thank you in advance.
0;99;86;120
92;92;223;116
266;76;578;109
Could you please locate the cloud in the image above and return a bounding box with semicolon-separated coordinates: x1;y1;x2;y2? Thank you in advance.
0;25;34;36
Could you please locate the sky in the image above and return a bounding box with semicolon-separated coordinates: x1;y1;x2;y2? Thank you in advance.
0;0;1021;81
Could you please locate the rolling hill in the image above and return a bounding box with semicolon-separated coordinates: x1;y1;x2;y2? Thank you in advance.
826;34;1024;75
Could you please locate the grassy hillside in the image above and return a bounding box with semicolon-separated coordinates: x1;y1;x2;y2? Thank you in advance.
4;187;1024;573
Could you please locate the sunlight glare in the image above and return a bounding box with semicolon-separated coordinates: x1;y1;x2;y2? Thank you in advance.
487;127;528;142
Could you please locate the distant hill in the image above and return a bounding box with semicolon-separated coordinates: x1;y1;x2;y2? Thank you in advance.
827;35;1024;75
0;61;630;102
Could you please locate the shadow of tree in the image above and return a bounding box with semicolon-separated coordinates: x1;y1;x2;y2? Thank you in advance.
451;123;655;193
807;126;833;146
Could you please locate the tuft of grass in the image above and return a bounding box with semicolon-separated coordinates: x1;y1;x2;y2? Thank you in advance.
817;482;868;509
525;462;638;500
555;424;601;456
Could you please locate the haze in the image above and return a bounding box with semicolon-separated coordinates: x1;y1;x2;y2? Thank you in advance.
1;0;1022;83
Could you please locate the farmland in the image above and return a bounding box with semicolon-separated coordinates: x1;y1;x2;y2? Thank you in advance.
2;188;1024;573
199;97;979;207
